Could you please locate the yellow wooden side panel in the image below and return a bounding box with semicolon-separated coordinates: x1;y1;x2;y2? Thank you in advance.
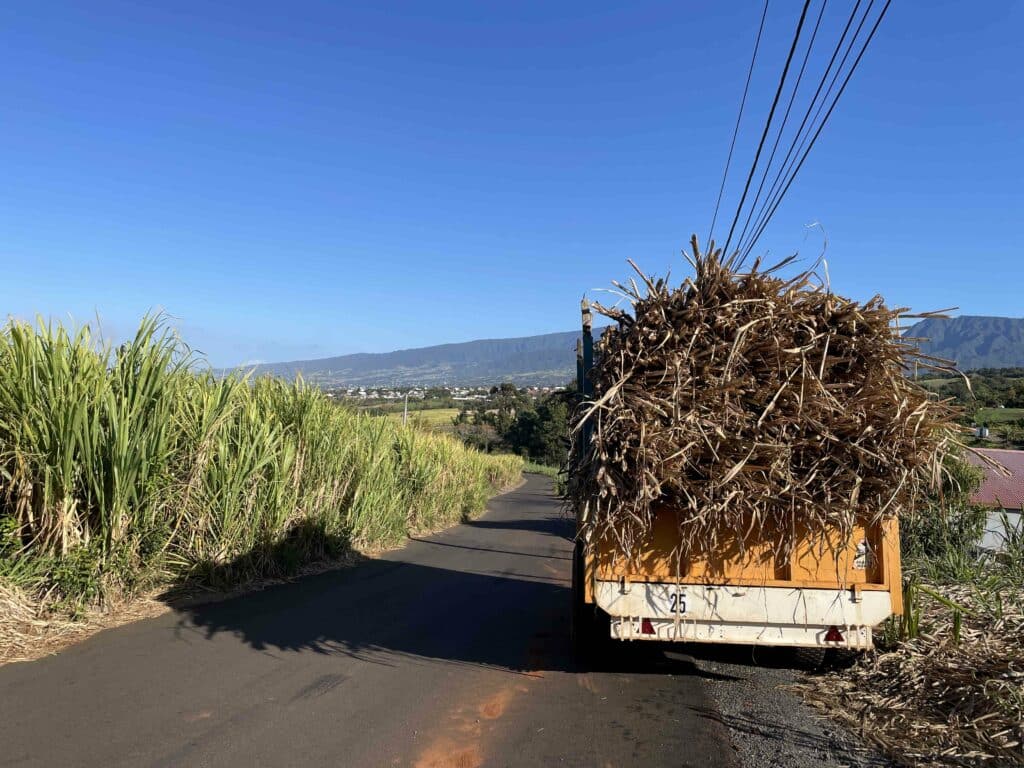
789;521;878;586
881;515;903;615
591;507;899;592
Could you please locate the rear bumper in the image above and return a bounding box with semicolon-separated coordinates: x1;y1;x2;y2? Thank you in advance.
594;580;893;649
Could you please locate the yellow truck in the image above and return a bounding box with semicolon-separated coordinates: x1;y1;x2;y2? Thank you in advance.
571;303;903;655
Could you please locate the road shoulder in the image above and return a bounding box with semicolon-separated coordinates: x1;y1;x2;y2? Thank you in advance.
693;650;894;768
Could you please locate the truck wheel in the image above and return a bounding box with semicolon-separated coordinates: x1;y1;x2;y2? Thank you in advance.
572;540;610;666
571;539;589;660
793;646;827;671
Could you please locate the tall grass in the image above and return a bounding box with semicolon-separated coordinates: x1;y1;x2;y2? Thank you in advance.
0;316;522;612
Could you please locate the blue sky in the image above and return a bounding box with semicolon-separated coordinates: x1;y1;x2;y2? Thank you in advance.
2;1;1021;366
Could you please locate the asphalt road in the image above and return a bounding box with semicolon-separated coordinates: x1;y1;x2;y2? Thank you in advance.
0;474;740;768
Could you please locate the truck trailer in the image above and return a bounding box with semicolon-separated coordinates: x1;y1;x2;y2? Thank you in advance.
571;302;903;654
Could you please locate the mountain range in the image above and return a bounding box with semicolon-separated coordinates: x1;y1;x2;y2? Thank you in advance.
907;315;1024;371
248;315;1024;387
249;330;585;387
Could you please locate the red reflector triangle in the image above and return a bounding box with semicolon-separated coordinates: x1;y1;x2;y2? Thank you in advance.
824;625;844;643
641;618;656;635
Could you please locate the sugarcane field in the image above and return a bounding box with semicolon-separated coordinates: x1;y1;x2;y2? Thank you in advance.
2;4;1023;768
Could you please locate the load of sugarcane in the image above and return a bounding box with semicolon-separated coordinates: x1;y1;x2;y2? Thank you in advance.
568;235;962;564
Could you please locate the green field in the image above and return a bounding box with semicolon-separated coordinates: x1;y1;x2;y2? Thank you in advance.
385;407;460;430
915;376;1024;391
914;378;953;389
975;407;1024;424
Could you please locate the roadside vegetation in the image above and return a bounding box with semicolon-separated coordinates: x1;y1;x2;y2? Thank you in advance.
454;383;573;464
0;316;521;650
916;368;1024;448
449;383;574;496
799;455;1024;767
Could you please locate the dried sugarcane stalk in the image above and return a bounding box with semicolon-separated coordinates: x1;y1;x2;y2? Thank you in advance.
569;235;963;565
793;582;1024;766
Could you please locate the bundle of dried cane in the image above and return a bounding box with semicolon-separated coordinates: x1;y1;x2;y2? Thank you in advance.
796;581;1024;766
569;236;961;563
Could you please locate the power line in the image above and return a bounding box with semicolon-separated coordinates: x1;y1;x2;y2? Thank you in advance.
722;0;814;262
740;0;892;261
733;0;829;262
706;0;770;252
741;0;890;261
738;0;870;259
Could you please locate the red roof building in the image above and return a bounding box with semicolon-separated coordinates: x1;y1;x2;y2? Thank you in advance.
964;448;1024;512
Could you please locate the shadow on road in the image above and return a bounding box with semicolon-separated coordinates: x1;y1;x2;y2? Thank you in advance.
463;515;571;537
406;536;573;561
173;556;754;682
174;555;571;672
167;481;830;684
167;506;734;683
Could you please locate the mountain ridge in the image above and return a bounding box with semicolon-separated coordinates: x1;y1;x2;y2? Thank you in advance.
248;329;586;387
907;315;1024;372
247;315;1024;387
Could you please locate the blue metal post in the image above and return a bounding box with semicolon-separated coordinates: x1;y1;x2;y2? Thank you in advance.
581;299;594;398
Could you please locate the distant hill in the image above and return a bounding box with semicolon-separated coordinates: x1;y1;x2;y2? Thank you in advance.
908;316;1024;371
248;330;584;387
246;315;1024;388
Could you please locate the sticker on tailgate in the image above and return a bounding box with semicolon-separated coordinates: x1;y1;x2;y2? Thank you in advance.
853;538;875;570
649;584;688;615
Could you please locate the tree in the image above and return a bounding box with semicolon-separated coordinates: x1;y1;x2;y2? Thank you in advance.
454;383;578;467
504;398;571;467
498;388;578;467
452;422;501;453
477;383;531;435
900;453;987;571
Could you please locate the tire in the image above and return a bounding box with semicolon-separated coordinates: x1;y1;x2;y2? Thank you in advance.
572;540;611;666
571;539;590;660
792;646;827;671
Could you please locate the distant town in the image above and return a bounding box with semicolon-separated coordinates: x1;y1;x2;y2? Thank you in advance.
323;385;560;403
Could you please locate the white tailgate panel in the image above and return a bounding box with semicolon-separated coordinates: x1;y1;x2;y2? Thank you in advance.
594;581;892;628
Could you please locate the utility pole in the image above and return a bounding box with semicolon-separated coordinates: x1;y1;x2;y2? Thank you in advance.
403;390;409;426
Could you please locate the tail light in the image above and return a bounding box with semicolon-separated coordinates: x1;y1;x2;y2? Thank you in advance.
824;625;844;643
